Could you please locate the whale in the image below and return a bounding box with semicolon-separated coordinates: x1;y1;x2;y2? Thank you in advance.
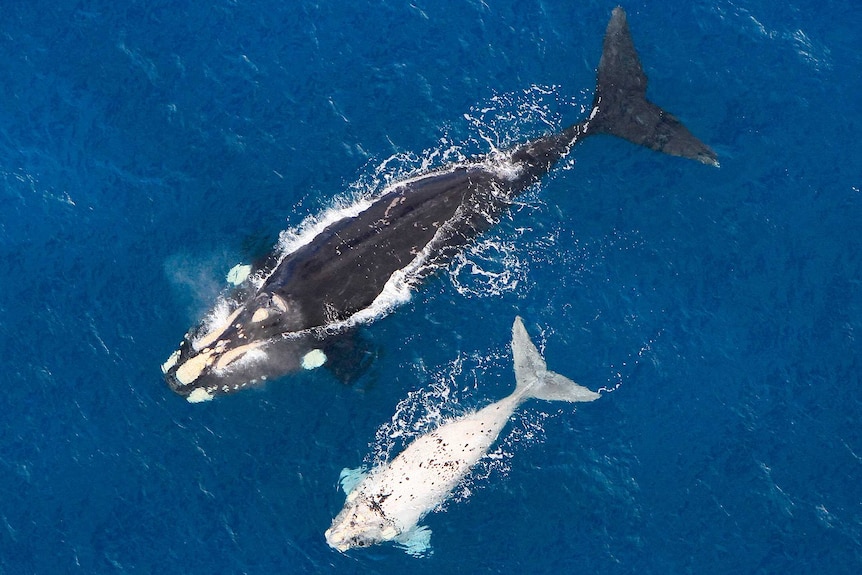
162;7;717;402
324;316;601;555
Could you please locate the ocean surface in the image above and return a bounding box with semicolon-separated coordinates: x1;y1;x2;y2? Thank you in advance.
1;0;860;573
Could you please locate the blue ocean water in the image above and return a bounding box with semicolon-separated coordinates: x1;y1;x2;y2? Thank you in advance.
1;0;860;572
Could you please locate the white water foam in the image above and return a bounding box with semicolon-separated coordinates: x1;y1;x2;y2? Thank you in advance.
449;235;528;298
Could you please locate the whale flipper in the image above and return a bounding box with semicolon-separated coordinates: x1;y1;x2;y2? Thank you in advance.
395;524;433;557
322;330;379;385
338;467;368;497
589;7;719;166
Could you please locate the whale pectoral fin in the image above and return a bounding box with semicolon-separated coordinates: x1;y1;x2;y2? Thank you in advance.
322;330;379;385
395;524;433;557
338;466;368;497
226;263;252;286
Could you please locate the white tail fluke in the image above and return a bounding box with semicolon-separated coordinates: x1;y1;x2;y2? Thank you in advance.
512;316;601;404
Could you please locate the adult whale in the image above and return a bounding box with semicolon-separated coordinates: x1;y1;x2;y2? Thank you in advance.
162;7;717;402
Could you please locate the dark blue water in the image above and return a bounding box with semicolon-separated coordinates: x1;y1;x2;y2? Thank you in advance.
2;0;860;573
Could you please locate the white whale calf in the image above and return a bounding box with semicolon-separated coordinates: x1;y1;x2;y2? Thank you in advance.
325;316;601;555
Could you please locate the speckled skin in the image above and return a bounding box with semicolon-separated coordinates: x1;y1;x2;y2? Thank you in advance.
328;393;523;550
325;317;602;552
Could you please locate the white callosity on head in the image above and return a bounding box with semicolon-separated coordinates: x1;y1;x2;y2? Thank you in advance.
271;294;289;312
193;306;244;352
214;341;264;371
161;350;180;374
174;349;215;385
251;308;271;323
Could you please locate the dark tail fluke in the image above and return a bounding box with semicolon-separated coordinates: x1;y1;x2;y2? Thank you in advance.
588;7;719;167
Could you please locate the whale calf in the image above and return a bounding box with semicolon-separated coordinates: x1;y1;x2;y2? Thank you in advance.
163;7;716;402
324;316;601;555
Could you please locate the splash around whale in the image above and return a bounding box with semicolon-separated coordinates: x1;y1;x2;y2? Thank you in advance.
162;7;717;402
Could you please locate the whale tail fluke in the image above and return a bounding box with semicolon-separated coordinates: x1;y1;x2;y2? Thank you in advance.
587;7;718;167
511;316;601;404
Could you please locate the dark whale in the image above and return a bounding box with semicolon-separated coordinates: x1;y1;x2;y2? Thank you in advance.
163;7;717;402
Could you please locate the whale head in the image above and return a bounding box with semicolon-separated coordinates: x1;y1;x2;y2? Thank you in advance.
325;495;400;552
161;290;326;401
